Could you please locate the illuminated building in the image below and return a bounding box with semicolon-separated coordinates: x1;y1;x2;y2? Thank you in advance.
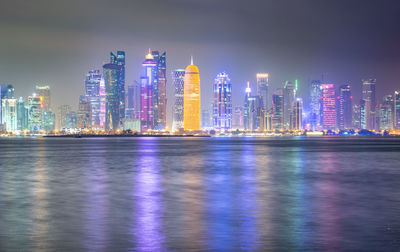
201;108;212;130
320;84;336;130
152;51;167;129
272;88;284;130
42;111;55;132
0;85;15;125
99;77;106;127
284;81;295;129
126;82;141;120
213;72;232;132
309;80;321;130
1;98;17;131
140;49;157;131
244;82;263;131
172;69;185;131
380;95;394;130
110;51;126;123
257;73;269;111
103;63;121;130
17;97;28;131
183;57;201;131
232;106;244;130
35;86;51;112
352;104;361;129
85;70;101;127
57;105;71;130
337;84;352;129
77;95;92;129
360;99;366;129
66;111;77;129
292;98;303;130
28;94;42;132
361;79;376;130
395;91;400;129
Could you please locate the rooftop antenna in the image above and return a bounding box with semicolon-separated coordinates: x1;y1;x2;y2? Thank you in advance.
190;55;193;65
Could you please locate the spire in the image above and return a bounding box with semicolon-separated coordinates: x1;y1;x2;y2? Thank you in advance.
145;48;154;60
190;55;193;65
245;81;251;96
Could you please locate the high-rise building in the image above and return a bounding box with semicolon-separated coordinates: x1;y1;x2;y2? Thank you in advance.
17;97;28;131
28;94;42;132
1;98;17;131
0;85;15;124
183;57;201;131
337;84;352;129
110;51;126;123
244;82;263;131
126;83;141;120
272;88;284;130
77;95;92;129
361;79;376;130
154;51;167;128
292;98;303;130
103;63;121;130
140;49;157;132
232;106;244;130
380;95;394;130
85;70;101;127
394;91;400;129
172;69;185;131
309;80;321;130
35;86;51;112
42;111;55;132
213;72;232;132
257;73;269;110
283;81;295;129
352;104;361;130
320;84;336;130
201;108;212;130
66;111;77;129
57;105;71;130
99;77;106;127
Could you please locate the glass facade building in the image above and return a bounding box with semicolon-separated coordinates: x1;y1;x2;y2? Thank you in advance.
213;72;232;132
172;69;185;131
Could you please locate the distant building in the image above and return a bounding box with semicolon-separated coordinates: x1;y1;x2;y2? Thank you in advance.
77;95;92;129
28;95;42;132
283;81;295;129
201;108;212;130
380;95;394;130
17;97;28;131
272;88;284;130
35;86;51;112
213;72;232;132
394;91;400;129
320;84;336;130
337;84;352;129
1;98;17;131
257;73;269;111
42;111;55;132
140;49;157;132
57;105;71;131
232;106;244;130
309;80;321;130
361;79;376;130
184;57;201;131
151;50;167;129
126;83;141;120
292;98;303;130
85;70;101;127
66;111;77;129
352;104;361;130
244;82;263;131
172;69;185;131
0;85;15;125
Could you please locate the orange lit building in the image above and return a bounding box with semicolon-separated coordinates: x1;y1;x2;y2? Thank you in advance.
184;58;201;131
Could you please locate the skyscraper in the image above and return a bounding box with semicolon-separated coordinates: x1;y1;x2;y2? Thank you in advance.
232;106;244;130
244;82;263;131
380;95;394;130
213;72;232;132
42;111;55;132
103;62;122;130
172;69;185;131
17;97;28;131
1;98;17;131
156;51;167;128
352;104;361;130
57;105;71;130
361;79;376;130
85;70;101;127
110;51;126;123
257;73;269;110
337;84;352;129
292;98;303;130
28;94;42;132
35;85;51;112
183;57;201;131
394;91;400;129
320;84;336;130
272;88;284;130
309;80;321;130
77;95;92;129
0;85;15;125
283;81;295;129
140;49;157;132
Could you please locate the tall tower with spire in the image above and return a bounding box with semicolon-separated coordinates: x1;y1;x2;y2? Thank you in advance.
184;56;201;131
140;49;157;131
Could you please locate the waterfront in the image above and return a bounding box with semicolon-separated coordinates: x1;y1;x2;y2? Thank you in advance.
0;137;400;251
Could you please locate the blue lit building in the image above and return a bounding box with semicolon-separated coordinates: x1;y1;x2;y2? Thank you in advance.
213;72;232;132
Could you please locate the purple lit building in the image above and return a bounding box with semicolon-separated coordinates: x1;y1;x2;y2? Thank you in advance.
140;49;157;132
320;84;336;130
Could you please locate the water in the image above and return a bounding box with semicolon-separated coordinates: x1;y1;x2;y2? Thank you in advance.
0;136;400;251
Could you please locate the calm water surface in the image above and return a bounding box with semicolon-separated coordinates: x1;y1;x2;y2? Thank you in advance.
0;136;400;251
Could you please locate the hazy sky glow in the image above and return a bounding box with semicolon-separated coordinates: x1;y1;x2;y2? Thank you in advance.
1;0;400;126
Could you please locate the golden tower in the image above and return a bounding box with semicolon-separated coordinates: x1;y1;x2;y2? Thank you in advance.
184;56;201;131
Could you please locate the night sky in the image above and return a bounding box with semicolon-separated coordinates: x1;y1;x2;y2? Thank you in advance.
1;0;400;127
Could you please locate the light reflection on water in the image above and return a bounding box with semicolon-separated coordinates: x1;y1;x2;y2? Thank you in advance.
0;137;400;251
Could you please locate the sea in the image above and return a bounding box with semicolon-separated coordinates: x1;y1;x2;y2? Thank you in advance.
0;136;399;251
